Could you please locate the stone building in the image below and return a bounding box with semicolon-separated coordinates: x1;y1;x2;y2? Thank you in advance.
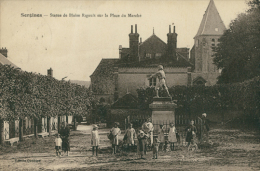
90;0;226;103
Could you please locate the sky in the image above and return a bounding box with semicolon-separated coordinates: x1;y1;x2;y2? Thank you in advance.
0;0;249;81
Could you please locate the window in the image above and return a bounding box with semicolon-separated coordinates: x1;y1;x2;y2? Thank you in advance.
211;38;216;47
146;53;152;58
155;53;161;57
215;28;219;32
196;40;199;47
149;77;157;86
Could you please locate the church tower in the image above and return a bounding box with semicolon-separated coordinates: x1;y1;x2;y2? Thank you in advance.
192;0;226;85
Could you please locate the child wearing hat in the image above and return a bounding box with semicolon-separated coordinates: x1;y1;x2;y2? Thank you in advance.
91;125;100;156
110;122;121;154
168;123;177;151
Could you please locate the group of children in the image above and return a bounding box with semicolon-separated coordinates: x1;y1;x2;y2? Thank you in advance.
54;120;198;158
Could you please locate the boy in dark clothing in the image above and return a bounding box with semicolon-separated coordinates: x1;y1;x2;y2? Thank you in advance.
185;120;197;147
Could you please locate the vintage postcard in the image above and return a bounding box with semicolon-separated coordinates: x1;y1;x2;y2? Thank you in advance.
1;0;258;170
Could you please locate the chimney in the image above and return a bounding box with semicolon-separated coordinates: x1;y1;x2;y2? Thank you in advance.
140;37;142;43
47;68;53;77
0;47;8;58
129;24;139;62
167;25;177;61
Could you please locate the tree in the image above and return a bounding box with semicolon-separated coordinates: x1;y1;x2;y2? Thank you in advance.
0;64;93;143
213;0;260;83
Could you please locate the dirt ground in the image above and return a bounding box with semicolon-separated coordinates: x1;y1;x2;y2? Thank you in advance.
0;124;260;171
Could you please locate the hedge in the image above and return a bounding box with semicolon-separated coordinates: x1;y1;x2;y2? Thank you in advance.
0;64;94;121
137;76;260;118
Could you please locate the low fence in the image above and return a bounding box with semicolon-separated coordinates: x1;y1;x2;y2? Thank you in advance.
126;114;200;130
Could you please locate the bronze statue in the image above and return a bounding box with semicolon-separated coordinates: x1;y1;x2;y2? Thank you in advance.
149;65;171;97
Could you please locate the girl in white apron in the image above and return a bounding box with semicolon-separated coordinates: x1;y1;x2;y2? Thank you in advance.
168;123;177;151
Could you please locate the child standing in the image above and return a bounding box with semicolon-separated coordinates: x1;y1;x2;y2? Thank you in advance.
55;134;62;157
110;122;121;154
186;120;197;146
91;125;99;156
158;125;165;151
152;138;160;159
168;123;177;151
124;123;136;152
137;130;147;159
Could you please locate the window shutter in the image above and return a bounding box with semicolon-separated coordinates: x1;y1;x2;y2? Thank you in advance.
145;77;149;86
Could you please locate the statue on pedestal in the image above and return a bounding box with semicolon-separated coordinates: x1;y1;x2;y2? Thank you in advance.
149;65;171;98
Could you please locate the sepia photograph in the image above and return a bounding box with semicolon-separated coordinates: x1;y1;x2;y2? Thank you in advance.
0;0;259;170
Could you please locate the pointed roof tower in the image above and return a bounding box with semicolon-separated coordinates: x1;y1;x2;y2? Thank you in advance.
195;0;226;38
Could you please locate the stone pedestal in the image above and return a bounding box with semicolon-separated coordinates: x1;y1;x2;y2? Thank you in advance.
149;97;177;134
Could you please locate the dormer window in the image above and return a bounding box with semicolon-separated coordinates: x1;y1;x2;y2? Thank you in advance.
155;53;161;59
146;53;152;58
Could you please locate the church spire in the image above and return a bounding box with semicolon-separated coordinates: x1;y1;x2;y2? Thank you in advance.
195;0;226;38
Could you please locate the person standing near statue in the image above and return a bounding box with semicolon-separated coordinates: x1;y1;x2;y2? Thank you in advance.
142;118;154;148
149;65;171;97
168;123;177;151
123;123;136;152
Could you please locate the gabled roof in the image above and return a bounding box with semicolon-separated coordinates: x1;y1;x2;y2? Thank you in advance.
195;0;226;38
111;93;138;109
90;58;119;77
140;34;167;46
0;54;18;68
176;52;194;67
193;76;207;84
